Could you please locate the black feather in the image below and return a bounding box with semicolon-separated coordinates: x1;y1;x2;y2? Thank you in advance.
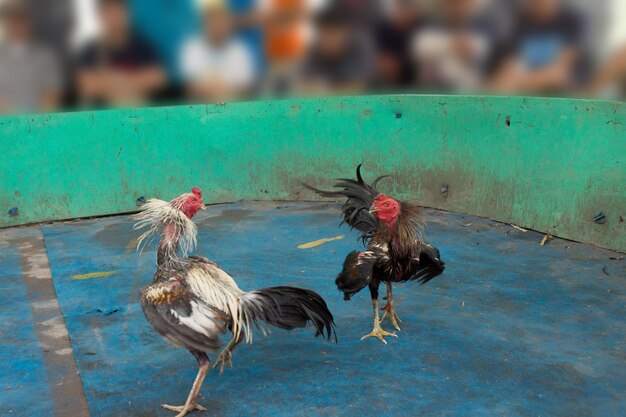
302;164;386;241
401;243;445;285
240;286;337;342
335;251;375;300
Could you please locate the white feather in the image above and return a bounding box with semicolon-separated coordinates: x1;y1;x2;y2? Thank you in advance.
133;197;197;260
171;301;220;338
183;264;261;343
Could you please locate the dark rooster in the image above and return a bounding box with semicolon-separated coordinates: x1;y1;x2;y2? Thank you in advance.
134;187;336;416
304;165;444;343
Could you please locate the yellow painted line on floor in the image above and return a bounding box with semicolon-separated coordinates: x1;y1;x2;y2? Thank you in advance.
71;271;117;280
126;237;140;252
297;235;345;249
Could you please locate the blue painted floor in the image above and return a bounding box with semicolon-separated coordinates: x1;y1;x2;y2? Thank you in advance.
1;202;625;416
0;229;57;416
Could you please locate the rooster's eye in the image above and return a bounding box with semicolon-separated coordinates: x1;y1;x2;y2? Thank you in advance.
384;202;390;207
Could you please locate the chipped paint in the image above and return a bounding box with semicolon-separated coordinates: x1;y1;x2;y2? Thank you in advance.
1;96;623;251
71;271;117;280
38;202;626;416
297;235;345;249
14;231;90;416
1;203;626;416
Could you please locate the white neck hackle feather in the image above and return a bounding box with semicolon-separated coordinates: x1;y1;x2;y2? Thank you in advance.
133;196;198;265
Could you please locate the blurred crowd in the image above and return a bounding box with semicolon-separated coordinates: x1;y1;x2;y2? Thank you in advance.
0;0;625;114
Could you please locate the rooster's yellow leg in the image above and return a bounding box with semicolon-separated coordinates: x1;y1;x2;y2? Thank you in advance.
213;333;243;374
162;360;209;417
361;299;397;344
381;282;402;331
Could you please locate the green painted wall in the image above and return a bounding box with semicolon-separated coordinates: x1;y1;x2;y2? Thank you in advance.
1;95;624;251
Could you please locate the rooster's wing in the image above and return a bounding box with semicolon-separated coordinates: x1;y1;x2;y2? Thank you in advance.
399;242;446;285
140;279;227;352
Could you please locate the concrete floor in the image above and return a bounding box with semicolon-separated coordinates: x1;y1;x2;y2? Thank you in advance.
0;202;624;417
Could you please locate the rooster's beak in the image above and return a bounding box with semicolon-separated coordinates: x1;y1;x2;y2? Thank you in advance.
200;204;206;210
369;205;379;214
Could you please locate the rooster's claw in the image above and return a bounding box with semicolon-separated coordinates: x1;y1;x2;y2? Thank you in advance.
381;303;402;331
361;326;397;344
162;402;206;417
213;350;234;374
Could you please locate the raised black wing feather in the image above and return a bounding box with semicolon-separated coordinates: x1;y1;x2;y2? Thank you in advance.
302;164;387;241
401;242;445;285
335;251;376;300
335;238;390;300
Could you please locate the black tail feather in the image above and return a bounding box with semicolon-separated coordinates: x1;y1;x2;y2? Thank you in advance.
240;286;337;341
301;164;385;240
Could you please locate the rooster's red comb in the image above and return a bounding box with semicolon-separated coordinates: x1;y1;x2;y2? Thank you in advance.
191;187;202;198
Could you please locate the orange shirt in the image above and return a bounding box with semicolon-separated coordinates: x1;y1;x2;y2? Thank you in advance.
264;0;306;62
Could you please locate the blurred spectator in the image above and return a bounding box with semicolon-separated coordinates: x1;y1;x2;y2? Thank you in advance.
339;0;381;27
262;0;309;96
180;0;256;102
300;7;374;94
75;0;166;107
586;45;626;98
411;0;496;92
0;0;619;114
490;0;586;94
27;0;73;77
0;0;63;113
228;0;264;73
374;0;426;89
